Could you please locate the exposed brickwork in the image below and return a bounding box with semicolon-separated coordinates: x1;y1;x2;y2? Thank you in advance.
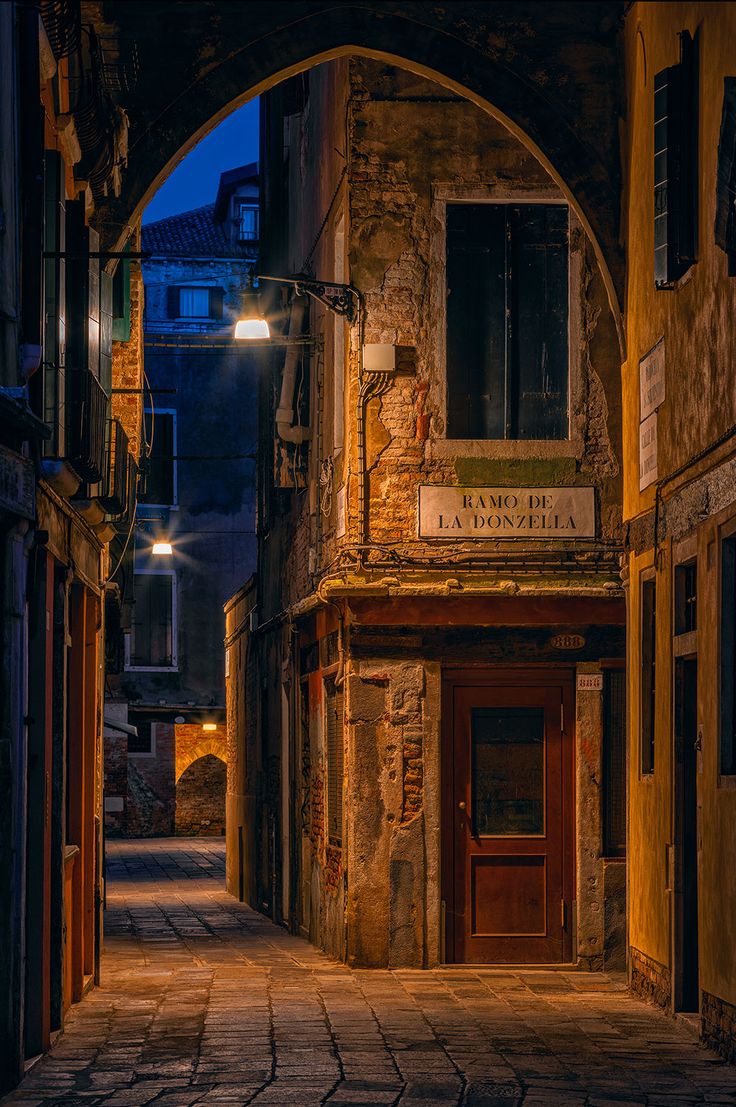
324;844;342;893
175;754;226;836
401;726;423;823
702;989;736;1063
310;771;325;854
111;238;144;456
175;723;227;782
630;947;671;1010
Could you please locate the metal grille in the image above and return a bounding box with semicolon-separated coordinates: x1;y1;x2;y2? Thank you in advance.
326;682;344;845
603;669;626;856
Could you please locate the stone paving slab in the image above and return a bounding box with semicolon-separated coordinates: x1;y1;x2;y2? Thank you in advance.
3;838;736;1107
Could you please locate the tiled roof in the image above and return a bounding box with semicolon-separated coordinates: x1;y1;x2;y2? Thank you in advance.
141;203;253;258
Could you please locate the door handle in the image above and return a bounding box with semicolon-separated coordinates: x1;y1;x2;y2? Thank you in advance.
458;801;466;810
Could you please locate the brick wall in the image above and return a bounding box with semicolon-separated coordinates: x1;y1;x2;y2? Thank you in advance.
630;947;671;1010
111;237;144;456
175;754;226;836
175;723;227;782
701;990;736;1063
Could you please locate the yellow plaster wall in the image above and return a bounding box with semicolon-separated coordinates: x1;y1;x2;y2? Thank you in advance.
697;513;736;1006
627;548;673;969
623;2;736;525
624;3;736;1008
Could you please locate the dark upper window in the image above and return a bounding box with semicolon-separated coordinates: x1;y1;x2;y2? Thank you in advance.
721;535;736;775
654;31;698;288
715;77;736;275
641;577;657;776
238;204;259;242
140;411;175;505
446;203;569;441
675;560;697;635
130;573;175;668
128;719;153;755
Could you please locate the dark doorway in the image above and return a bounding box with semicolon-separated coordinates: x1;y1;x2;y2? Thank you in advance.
673;656;699;1012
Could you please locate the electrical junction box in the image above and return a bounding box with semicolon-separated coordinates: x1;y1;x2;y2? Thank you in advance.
363;343;396;373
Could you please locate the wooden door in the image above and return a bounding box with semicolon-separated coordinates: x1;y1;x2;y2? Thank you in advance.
444;672;574;964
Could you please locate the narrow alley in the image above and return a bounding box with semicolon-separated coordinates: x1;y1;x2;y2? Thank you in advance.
4;840;736;1107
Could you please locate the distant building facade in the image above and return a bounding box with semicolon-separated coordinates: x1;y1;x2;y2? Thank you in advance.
104;165;259;840
227;61;627;970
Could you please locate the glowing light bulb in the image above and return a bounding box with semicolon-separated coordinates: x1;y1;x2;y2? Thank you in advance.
234;316;270;339
152;541;173;556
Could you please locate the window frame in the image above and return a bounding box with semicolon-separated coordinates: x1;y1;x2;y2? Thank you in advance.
127;719;157;759
125;568;178;673
429;186;583;461
178;285;212;319
237;203;259;242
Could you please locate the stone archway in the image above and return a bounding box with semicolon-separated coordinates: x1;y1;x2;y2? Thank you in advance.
175;754;227;837
87;1;624;341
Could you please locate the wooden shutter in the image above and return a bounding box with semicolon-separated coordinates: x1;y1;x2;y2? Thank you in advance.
210;287;224;319
141;412;175;505
653;31;697;289
715;78;736;272
509;204;568;440
167;285;180;318
326;681;344;844
446;203;506;439
131;574;173;667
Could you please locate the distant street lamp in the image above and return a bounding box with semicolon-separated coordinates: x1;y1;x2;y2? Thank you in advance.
202;722;218;731
151;541;173;556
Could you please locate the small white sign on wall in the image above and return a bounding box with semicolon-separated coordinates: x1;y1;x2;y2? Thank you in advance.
577;673;603;692
639;339;666;421
639;413;658;491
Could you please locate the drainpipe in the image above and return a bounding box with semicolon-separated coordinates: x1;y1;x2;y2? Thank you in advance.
275;297;310;444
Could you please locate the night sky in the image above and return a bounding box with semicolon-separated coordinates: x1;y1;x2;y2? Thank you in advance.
142;100;259;224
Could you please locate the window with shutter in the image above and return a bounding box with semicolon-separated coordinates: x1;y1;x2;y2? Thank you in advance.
715;78;736;275
129;573;176;668
653;31;698;289
446;203;569;440
140;410;176;505
325;680;344;845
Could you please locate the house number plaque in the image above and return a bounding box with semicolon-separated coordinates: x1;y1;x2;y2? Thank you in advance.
418;485;595;538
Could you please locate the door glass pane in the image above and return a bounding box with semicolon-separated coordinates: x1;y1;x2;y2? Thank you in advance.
471;707;545;835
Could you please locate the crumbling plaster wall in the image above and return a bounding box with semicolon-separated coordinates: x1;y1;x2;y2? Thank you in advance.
345;659;441;968
328;58;623;560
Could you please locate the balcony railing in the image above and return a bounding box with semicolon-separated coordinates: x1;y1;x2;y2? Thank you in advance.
100;418;130;516
67;368;108;482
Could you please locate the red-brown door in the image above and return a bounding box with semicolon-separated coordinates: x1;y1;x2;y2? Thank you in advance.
444;672;574;964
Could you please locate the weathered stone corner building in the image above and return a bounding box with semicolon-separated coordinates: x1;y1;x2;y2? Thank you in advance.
229;55;627;970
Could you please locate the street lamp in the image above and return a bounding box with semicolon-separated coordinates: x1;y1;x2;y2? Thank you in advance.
234;273;359;339
234;282;270;339
151;541;173;556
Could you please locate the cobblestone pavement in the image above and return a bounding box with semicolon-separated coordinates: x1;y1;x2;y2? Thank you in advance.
4;839;736;1107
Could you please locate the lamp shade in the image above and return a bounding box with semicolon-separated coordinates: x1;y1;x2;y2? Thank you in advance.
234;286;270;339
